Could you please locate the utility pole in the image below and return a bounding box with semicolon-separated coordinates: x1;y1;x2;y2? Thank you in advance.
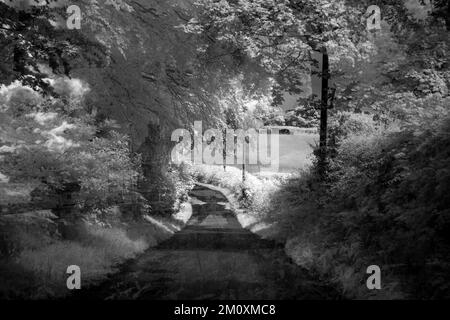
242;149;246;182
242;135;249;201
223;128;227;172
242;136;248;183
318;47;329;178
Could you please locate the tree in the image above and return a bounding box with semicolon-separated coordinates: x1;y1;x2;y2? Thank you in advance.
0;1;107;93
0;79;142;215
0;1;142;215
184;0;372;175
185;0;449;173
285;103;319;128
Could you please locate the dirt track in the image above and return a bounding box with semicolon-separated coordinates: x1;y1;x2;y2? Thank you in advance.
79;184;340;300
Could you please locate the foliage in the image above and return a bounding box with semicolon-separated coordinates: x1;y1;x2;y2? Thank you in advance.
0;78;142;213
186;0;370;106
189;164;281;217
285;102;320;128
0;1;107;93
261;110;286;126
269;109;450;298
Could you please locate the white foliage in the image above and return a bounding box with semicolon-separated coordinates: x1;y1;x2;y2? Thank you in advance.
43;121;79;153
25;112;58;126
0;81;42;111
48;77;90;100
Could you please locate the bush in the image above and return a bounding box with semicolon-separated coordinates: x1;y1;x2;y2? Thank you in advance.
189;164;281;217
270;111;450;299
0;80;143;214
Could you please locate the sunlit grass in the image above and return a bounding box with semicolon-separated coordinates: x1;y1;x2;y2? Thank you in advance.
5;224;148;298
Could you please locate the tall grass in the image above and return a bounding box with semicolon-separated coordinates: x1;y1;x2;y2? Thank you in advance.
1;224;148;299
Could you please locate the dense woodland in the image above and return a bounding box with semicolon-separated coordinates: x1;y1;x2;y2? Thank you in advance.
0;0;449;299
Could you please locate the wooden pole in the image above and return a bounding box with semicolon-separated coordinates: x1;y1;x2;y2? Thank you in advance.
223;129;227;172
318;48;329;177
242;141;246;182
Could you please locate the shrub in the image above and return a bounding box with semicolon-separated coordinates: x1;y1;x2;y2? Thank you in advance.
0;79;142;214
271;110;450;299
